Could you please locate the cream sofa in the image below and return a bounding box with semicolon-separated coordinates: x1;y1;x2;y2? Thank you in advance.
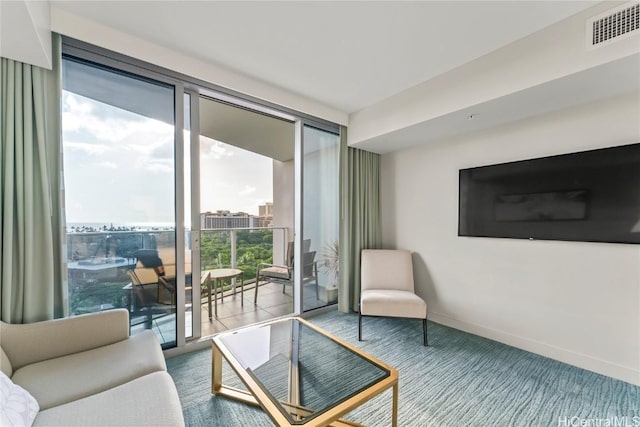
0;309;184;427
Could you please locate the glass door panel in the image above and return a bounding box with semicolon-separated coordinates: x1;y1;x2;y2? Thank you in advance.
197;96;294;335
302;126;340;312
62;57;177;348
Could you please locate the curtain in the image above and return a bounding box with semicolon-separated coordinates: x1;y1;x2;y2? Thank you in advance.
1;34;67;323
338;127;382;313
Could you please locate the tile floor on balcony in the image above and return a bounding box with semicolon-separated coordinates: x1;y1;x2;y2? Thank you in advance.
194;281;329;338
139;281;331;345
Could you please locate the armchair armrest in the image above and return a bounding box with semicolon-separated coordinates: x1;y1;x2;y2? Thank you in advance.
0;309;130;371
257;262;289;270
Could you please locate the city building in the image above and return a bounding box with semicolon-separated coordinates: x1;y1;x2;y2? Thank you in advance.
258;202;273;227
200;210;260;230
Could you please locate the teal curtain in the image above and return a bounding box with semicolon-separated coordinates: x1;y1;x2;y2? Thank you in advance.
1;34;67;323
338;127;382;313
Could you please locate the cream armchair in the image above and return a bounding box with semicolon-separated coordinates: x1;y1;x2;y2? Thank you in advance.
359;249;428;346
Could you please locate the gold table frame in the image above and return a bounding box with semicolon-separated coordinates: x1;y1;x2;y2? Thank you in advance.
211;317;398;427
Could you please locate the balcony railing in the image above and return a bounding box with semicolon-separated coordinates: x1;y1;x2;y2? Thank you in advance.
66;227;287;315
199;226;288;285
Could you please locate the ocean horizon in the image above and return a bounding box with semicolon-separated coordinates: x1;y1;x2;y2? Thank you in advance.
67;222;176;231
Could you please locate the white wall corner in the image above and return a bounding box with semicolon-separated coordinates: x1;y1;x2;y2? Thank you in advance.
380;93;640;386
348;1;640;149
0;0;52;69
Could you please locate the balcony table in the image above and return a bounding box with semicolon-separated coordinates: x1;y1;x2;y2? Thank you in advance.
203;268;244;319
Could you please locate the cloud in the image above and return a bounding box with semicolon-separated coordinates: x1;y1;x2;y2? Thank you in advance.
239;185;256;196
95;161;118;169
149;140;174;159
64;141;110;155
142;158;174;174
63;92;173;146
200;136;233;160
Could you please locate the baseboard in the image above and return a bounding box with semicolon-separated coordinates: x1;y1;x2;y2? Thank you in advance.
428;311;640;386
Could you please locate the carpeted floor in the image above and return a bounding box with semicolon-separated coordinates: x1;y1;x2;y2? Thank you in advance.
166;311;639;427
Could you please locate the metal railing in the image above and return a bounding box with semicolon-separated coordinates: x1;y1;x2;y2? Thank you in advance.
66;227;288;313
199;226;288;283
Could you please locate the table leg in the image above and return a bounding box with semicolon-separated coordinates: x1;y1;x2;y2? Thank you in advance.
240;272;244;307
392;383;398;427
208;276;213;320
214;278;219;318
212;344;222;394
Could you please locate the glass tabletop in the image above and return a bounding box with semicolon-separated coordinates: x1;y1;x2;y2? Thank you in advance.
217;318;390;425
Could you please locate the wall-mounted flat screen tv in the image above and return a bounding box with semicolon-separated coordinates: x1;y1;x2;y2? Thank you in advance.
458;143;640;244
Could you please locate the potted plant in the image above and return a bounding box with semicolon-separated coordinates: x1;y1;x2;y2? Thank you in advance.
320;241;339;303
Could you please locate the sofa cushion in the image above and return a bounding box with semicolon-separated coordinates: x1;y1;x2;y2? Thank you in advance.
1;347;12;377
0;371;39;427
11;330;166;410
33;371;184;427
1;310;130;371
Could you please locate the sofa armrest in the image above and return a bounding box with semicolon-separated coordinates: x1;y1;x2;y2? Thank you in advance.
1;309;130;371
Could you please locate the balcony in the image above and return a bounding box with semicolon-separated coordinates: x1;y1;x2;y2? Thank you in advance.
66;226;332;345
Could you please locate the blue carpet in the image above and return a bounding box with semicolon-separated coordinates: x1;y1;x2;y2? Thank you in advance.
166;311;639;426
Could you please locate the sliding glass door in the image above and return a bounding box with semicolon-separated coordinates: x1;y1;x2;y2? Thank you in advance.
62;57;178;348
60;39;342;347
193;95;295;337
301;125;340;312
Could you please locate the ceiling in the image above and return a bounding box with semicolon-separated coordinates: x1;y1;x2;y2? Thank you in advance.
51;1;597;114
359;54;640;153
199;98;295;162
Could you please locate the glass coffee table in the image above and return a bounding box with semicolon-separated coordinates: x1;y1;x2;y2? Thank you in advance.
212;317;398;427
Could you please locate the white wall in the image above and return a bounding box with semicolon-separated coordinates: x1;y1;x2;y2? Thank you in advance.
380;93;640;385
273;160;294;265
0;0;51;69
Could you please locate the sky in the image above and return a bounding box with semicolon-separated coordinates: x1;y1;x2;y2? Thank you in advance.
62;91;272;226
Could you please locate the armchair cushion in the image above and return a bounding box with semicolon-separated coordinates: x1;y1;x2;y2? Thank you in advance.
360;290;427;319
11;330;166;410
361;249;415;292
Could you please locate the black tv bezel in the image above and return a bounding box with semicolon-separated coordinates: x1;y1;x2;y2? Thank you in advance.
457;143;640;245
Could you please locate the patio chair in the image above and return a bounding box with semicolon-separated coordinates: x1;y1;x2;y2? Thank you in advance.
254;240;319;303
125;249;175;329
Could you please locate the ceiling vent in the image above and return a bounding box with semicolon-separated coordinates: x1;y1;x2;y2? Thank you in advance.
587;1;639;48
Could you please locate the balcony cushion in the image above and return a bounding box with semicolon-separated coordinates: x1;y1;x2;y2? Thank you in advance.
259;266;290;280
33;372;184;427
11;331;166;410
361;289;427;319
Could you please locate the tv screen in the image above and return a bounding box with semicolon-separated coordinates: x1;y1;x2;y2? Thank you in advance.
458;143;640;244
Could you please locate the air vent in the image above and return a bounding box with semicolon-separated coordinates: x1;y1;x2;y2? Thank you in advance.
588;1;639;47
